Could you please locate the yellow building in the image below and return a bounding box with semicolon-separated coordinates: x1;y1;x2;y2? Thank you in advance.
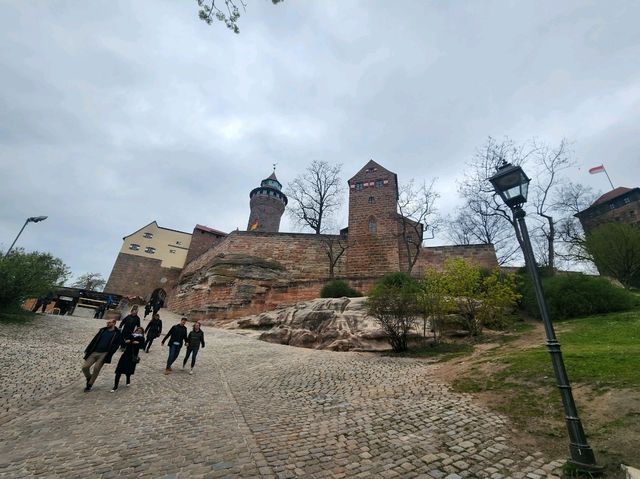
105;221;192;298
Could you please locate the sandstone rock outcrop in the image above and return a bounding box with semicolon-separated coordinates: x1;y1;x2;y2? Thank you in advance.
226;297;396;351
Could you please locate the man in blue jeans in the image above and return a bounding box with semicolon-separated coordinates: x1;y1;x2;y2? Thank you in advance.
161;317;188;374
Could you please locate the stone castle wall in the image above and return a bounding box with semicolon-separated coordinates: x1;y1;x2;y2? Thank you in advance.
105;252;182;299
168;231;498;322
412;243;499;276
185;228;226;265
181;231;347;280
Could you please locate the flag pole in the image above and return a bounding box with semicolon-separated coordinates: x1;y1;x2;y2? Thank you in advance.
603;167;615;190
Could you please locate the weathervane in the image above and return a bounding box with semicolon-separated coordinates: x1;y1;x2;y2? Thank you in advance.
273;162;277;173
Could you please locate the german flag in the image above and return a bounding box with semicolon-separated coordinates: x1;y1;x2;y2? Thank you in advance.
249;219;259;231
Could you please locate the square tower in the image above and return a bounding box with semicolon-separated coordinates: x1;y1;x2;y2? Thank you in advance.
346;160;401;277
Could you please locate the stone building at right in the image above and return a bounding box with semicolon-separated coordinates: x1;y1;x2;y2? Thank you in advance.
575;186;640;233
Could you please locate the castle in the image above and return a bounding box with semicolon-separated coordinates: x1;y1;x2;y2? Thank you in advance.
105;160;498;322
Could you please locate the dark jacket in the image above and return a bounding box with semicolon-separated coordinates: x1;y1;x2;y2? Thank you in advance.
145;318;163;339
186;330;205;350
84;327;121;364
120;314;141;342
115;333;144;375
162;324;188;346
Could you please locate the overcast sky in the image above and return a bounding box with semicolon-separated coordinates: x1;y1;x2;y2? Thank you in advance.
1;0;639;282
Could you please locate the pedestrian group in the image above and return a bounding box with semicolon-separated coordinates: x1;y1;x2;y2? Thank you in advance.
81;306;205;393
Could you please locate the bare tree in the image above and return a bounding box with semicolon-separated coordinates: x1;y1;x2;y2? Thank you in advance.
554;182;599;263
396;179;440;274
447;207;520;265
456;137;538;263
72;273;106;291
197;0;283;33
286;160;343;234
528;139;573;272
320;234;351;278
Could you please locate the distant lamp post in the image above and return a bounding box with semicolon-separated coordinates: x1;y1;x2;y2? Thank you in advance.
3;216;48;258
489;162;601;473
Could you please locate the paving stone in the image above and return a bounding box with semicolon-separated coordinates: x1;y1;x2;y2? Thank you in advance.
0;315;561;478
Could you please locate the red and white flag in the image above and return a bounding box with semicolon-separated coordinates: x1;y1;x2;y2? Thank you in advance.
589;165;605;175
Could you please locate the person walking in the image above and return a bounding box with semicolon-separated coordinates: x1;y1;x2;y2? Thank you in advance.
82;318;121;392
119;305;141;348
111;326;144;392
144;313;163;353
161;317;188;374
182;322;205;375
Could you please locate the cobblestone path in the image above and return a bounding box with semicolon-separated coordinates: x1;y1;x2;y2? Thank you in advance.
0;315;563;478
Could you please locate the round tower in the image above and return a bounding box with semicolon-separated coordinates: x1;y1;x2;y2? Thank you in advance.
247;170;288;232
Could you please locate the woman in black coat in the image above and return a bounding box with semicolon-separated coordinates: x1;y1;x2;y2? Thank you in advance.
119;305;141;348
144;313;162;353
111;326;144;392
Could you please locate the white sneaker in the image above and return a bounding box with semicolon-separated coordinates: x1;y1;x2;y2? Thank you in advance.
189;369;193;375
126;383;131;387
110;389;116;393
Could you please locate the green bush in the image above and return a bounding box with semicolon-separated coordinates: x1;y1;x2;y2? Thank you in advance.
320;279;362;298
368;272;421;352
518;272;639;320
0;248;69;313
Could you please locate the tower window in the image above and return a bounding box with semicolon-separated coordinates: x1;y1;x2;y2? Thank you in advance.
143;232;153;239
368;196;376;204
368;217;377;234
129;243;140;251
375;179;384;188
145;247;156;254
355;182;364;190
169;249;176;254
624;197;631;204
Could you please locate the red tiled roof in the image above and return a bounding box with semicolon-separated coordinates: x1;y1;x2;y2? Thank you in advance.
194;224;227;236
592;187;632;206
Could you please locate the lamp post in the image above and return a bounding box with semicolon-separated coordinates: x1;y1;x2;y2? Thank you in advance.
488;162;601;473
4;216;48;258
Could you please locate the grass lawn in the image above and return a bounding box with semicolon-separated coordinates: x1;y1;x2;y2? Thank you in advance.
450;310;640;475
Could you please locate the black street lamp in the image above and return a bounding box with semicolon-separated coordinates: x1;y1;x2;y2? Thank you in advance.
488;162;602;473
4;216;48;258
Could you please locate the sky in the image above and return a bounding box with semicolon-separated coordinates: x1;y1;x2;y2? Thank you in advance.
1;0;639;282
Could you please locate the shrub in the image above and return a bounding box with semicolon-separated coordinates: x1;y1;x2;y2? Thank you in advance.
0;248;69;313
437;259;520;336
320;279;362;298
367;272;421;352
518;272;639;320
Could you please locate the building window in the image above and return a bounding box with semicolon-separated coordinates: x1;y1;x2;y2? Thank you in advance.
169;249;176;254
609;203;615;210
129;243;140;251
143;232;153;239
624;197;631;204
145;247;156;254
176;241;182;245
368;217;377;234
368;196;376;204
375;179;384;188
355;182;364;190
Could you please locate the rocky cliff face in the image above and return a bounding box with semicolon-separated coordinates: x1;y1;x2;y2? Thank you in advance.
226;297;394;351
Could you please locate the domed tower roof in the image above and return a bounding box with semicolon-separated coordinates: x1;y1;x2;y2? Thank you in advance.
247;168;288;233
261;171;282;191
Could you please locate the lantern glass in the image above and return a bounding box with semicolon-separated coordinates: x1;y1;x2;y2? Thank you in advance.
489;163;530;208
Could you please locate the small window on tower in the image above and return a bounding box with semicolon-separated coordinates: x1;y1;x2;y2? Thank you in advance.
624;197;631;204
129;243;140;251
368;196;376;204
145;247;156;254
355;182;364;190
368;217;377;234
169;249;176;254
143;232;153;239
176;241;183;245
375;179;384;188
